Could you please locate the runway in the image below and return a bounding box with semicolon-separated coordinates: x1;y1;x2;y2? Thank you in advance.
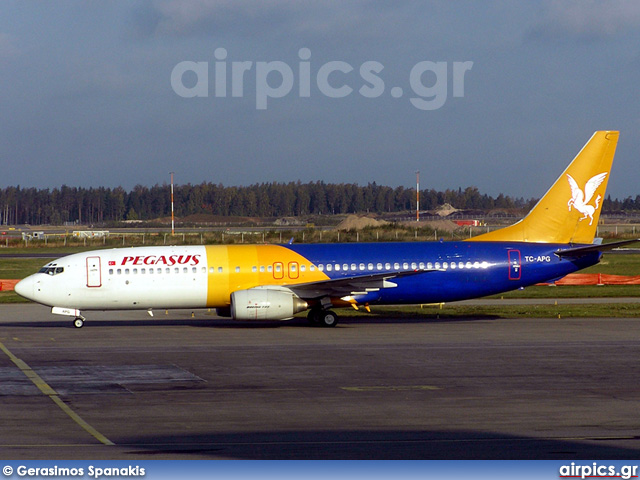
1;304;640;459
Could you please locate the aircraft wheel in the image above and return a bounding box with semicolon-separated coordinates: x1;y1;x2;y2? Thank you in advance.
307;309;321;326
73;318;84;329
319;310;338;328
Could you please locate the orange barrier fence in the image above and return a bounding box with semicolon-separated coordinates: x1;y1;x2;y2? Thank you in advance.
540;274;640;286
0;279;19;291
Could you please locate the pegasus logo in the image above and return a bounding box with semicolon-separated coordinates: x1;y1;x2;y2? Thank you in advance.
567;172;607;225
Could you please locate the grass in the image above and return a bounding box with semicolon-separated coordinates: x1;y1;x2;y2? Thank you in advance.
582;253;640;276
0;257;56;303
490;284;640;299
0;258;56;279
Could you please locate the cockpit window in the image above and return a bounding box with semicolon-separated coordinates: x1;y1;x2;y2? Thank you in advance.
38;264;64;275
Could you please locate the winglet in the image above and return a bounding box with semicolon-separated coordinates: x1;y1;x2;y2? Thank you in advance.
468;131;619;244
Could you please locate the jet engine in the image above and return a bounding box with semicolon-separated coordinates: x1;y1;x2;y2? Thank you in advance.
230;287;308;320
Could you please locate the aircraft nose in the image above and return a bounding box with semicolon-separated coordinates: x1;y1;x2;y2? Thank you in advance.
14;275;35;301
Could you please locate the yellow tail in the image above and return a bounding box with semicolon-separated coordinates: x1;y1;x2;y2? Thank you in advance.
468;131;619;244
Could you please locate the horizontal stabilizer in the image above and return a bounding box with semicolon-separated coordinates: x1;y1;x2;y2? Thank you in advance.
555;239;640;258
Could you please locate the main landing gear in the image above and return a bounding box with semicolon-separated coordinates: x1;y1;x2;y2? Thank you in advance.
307;308;339;328
73;316;86;328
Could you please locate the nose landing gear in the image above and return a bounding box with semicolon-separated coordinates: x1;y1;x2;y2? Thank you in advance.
51;307;86;329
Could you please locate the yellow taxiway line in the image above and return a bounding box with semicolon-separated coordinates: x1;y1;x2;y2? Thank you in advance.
0;341;114;446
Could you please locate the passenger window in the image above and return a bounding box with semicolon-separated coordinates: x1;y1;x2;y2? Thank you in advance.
351;264;357;271
326;264;332;271
133;268;138;274
435;262;440;269
385;263;391;270
394;263;400;270
310;265;315;271
165;268;169;274
427;263;433;269
411;262;417;269
174;267;179;274
300;265;306;272
235;266;240;273
450;262;456;269
419;262;425;269
117;269;122;275
367;263;374;270
318;265;324;271
141;268;146;274
268;265;273;272
459;262;464;269
334;264;340;271
125;269;130;275
209;267;215;273
260;266;265;273
377;263;383;270
183;267;188;274
402;263;409;270
109;269;114;275
443;262;448;269
359;263;365;271
218;267;223;273
149;268;154;275
252;266;257;273
343;264;348;271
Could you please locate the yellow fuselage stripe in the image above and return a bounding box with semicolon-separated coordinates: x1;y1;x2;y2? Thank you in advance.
205;245;329;307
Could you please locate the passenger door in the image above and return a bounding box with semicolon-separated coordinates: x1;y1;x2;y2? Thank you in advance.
86;256;102;287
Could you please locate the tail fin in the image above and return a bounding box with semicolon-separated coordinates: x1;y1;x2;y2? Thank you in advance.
468;131;619;244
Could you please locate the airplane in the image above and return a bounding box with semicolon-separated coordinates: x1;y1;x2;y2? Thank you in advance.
14;131;637;328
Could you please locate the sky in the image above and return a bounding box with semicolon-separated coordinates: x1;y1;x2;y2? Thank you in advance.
1;0;639;199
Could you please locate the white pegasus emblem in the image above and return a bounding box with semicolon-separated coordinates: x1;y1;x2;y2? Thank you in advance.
566;172;607;225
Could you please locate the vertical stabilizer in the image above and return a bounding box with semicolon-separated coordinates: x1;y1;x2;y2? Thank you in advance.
468;131;619;244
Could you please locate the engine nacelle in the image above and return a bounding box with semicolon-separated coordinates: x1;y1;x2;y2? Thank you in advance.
230;287;308;321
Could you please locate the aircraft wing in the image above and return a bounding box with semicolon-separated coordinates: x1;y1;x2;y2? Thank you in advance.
555;239;640;258
288;269;435;299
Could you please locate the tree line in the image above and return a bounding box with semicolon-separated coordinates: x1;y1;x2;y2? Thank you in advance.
0;182;637;225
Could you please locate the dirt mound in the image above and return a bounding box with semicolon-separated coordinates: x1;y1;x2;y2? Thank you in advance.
337;215;389;230
434;203;458;217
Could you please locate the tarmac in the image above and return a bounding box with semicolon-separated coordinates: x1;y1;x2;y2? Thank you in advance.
1;304;639;459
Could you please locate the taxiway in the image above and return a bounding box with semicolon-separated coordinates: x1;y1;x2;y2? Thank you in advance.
1;304;639;459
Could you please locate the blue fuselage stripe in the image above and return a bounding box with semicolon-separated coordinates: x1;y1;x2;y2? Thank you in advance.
286;241;599;304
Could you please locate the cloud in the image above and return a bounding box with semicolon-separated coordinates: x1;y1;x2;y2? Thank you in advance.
130;0;416;39
77;63;141;94
130;0;301;37
530;0;640;41
0;33;20;58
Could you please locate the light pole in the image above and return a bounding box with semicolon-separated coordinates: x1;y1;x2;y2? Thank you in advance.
170;172;175;235
416;170;420;222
